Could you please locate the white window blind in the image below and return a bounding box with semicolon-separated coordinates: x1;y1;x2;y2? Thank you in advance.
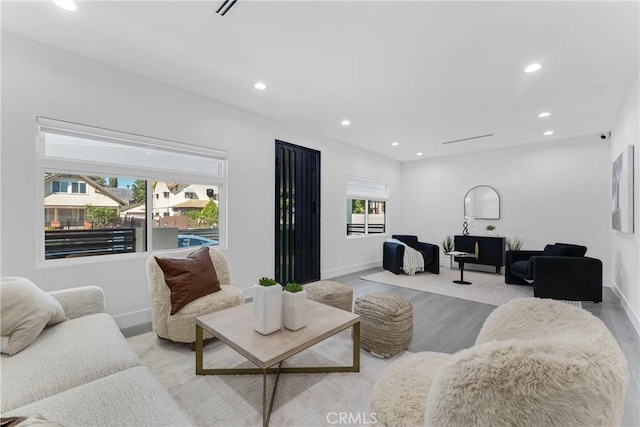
38;117;226;184
346;176;389;200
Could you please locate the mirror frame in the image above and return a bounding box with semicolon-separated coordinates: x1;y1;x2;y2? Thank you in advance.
464;185;500;220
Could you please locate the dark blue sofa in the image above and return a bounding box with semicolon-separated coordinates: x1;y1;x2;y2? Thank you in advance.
505;243;602;302
383;234;440;275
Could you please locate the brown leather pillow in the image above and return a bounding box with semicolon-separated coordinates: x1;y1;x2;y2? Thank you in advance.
155;247;221;315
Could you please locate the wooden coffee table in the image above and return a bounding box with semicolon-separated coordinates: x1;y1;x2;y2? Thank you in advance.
195;300;360;426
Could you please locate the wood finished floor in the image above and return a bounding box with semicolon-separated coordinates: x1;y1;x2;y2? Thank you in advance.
123;266;640;426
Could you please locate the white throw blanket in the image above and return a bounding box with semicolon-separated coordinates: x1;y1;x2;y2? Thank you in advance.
386;238;424;275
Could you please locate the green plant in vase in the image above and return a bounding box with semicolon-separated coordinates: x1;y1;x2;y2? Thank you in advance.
284;282;303;293
485;225;496;232
283;282;306;330
258;277;278;286
506;236;524;251
253;277;282;335
442;235;454;254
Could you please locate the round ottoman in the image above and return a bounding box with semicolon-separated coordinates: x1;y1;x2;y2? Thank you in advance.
354;292;413;358
305;280;353;312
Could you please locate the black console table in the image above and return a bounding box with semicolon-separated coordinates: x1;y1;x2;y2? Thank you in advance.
454;235;505;273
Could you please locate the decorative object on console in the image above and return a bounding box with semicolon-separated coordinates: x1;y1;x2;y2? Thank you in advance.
282;282;307;331
462;221;469;236
485;224;496;235
253;277;283;335
454;235;505;273
612;145;634;234
505;242;602;302
383;235;440;275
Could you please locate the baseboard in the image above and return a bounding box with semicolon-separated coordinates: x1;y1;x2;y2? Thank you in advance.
113;308;152;329
322;259;382;280
609;281;640;336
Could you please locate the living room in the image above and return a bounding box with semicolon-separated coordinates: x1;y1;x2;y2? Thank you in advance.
1;1;639;426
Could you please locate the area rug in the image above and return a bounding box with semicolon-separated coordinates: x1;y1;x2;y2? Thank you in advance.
127;330;406;426
361;268;581;307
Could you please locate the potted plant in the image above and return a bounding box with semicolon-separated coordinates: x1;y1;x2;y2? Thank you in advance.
282;282;307;331
252;277;282;335
485;225;496;235
506;236;524;251
442;235;454;254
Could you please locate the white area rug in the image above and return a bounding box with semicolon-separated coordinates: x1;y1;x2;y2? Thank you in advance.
127;330;406;426
361;268;581;307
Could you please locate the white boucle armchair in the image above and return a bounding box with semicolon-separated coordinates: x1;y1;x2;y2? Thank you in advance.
371;298;629;427
146;246;244;344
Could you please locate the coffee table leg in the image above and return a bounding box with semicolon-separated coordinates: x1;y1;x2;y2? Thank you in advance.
353;322;360;371
195;324;204;374
262;370;267;426
262;362;283;427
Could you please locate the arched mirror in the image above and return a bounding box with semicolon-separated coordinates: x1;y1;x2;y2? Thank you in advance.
464;185;500;219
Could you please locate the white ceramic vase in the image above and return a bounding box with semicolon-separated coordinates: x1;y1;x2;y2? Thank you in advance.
252;284;282;335
282;289;307;331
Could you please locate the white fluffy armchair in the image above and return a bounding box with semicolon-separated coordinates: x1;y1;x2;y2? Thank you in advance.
371;298;629;427
146;247;244;344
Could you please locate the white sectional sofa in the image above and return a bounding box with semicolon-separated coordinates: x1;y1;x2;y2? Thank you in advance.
1;286;191;426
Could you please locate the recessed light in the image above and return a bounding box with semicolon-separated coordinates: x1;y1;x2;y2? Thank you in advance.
543;130;554;136
416;152;423;156
524;63;542;73
391;141;399;146
538;112;551;118
254;82;267;90
341;120;351;126
52;0;77;11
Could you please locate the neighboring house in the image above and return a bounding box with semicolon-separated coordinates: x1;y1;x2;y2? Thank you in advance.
44;174;127;227
120;203;146;221
152;182;218;218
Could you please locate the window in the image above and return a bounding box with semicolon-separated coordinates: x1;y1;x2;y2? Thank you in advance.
51;180;86;194
38;117;227;261
346;176;388;236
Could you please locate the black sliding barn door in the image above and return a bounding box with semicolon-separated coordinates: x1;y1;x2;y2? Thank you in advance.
275;140;321;285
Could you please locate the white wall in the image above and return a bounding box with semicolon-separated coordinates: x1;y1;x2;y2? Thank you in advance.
0;34;401;327
400;135;612;280
610;75;640;333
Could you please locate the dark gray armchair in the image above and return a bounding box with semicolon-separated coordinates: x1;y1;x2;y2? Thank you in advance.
383;234;439;275
505;243;602;302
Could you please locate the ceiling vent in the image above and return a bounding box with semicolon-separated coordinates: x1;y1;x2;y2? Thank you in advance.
440;134;494;145
216;0;238;16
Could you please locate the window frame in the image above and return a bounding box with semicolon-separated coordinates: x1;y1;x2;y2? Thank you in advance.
36;117;228;266
346;176;389;238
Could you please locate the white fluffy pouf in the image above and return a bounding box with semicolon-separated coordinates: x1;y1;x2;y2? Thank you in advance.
371;298;629;427
371;352;451;426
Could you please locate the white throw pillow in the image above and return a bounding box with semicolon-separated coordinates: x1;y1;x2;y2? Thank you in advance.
1;277;66;355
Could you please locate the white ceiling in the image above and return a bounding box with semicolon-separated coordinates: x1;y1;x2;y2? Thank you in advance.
2;1;639;162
